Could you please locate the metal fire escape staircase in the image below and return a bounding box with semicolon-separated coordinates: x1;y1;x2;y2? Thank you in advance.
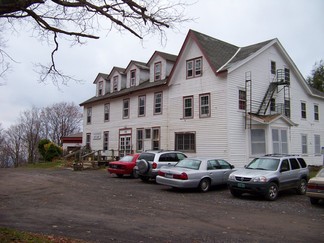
245;69;290;129
257;69;290;116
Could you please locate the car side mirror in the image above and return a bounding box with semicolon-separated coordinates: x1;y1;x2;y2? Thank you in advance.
231;165;235;169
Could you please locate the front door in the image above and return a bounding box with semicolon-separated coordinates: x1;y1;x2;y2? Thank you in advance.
119;135;131;157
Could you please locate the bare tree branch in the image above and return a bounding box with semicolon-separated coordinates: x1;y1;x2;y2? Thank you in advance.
0;0;193;84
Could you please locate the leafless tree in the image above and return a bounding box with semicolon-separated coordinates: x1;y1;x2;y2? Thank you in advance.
41;102;82;145
19;106;42;163
0;0;191;85
5;124;27;167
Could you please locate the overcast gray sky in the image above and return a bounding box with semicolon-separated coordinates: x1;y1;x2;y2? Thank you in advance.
1;0;323;129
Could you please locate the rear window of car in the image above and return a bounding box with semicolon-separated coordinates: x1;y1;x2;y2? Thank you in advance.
297;158;307;168
289;158;300;170
138;153;155;162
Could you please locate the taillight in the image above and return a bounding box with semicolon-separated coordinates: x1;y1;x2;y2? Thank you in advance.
173;172;188;180
152;162;157;169
308;183;324;190
158;170;165;176
307;183;317;189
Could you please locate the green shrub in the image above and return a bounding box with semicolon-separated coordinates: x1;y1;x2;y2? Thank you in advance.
38;139;62;161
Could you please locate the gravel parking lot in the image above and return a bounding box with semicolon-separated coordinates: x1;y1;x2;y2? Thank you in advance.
0;167;323;242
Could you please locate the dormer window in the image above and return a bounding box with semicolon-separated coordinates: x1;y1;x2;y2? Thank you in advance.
98;81;103;96
113;76;118;92
186;57;202;78
130;69;136;86
154;62;161;81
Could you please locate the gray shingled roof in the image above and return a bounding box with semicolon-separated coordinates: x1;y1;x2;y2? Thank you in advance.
156;51;177;62
190;30;275;73
80;79;167;106
220;39;275;71
190;30;239;72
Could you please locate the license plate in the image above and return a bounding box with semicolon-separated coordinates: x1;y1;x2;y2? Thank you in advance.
165;173;173;178
237;182;245;188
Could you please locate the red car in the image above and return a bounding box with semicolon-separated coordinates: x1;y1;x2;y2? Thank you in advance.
108;154;140;178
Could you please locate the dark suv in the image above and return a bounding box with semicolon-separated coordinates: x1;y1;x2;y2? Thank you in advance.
134;150;187;181
227;154;309;201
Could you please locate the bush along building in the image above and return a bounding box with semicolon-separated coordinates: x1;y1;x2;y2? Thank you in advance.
80;29;324;166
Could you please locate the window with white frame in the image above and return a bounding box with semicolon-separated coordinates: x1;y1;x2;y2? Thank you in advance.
251;129;266;155
154;62;161;81
136;129;144;152
271;61;276;74
130;69;136;86
145;128;151;139
104;103;110;122
239;90;246;110
123;99;129;119
272;128;288;154
152;128;160;150
300;101;306;119
113;76;118;92
154;92;162;115
86;133;91;149
138;95;146;117
87;107;92;124
284;99;291;118
103;131;109;151
284;68;290;82
270;98;276;112
301;134;308;154
175;132;196;152
314;104;319;121
183;96;193;119
98;81;103;96
314;135;321;155
301;102;307;119
186;57;202;78
200;93;210;118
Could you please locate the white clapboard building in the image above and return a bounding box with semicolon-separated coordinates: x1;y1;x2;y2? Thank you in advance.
80;30;324;166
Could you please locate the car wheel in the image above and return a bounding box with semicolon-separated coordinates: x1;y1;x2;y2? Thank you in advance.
131;169;139;179
230;188;242;198
296;179;307;195
137;159;149;174
199;178;211;192
310;197;319;205
139;175;150;182
265;182;279;201
116;174;123;178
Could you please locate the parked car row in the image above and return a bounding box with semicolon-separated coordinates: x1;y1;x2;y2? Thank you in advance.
107;150;323;203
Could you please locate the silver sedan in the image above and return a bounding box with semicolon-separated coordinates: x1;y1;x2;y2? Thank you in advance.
156;157;235;192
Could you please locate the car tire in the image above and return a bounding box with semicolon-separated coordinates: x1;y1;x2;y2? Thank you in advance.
139;175;150;182
116;174;123;178
199;178;211;192
296;178;307;195
265;182;279;201
137;159;149;174
230;188;242;197
131;170;139;179
310;197;319;205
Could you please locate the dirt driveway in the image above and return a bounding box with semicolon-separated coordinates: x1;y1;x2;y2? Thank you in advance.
0;167;323;242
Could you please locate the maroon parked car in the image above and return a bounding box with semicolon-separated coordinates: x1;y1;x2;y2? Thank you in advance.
108;154;140;178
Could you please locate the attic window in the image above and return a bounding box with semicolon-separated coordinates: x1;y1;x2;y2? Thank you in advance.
130;69;136;86
186;57;202;78
113;76;118;92
98;81;103;96
154;62;161;81
271;61;276;74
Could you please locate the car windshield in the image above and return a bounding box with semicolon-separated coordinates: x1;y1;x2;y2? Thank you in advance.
175;159;201;170
120;155;134;162
246;158;280;171
317;169;324;177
